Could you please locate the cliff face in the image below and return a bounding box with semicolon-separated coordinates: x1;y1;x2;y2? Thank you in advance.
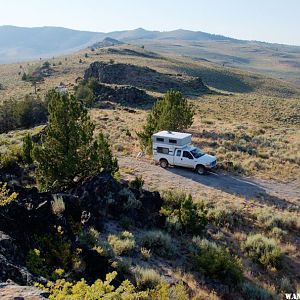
84;62;209;96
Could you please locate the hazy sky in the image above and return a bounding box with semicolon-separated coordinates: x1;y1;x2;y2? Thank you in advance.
0;0;299;45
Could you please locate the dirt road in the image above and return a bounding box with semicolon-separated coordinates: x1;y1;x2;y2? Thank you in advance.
119;156;300;208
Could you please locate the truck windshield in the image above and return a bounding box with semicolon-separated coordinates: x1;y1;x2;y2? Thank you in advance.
190;148;205;158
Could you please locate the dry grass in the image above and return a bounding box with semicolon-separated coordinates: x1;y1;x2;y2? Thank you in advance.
1;44;300;298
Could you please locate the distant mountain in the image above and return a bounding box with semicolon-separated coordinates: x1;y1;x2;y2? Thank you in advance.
0;26;103;63
0;26;235;63
0;26;299;85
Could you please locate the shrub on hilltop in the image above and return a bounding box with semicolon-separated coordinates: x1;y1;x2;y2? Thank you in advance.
137;90;194;151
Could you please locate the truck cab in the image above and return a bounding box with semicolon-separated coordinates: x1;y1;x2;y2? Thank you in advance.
152;131;217;174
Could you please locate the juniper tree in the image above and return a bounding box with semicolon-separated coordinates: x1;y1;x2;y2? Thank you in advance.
33;90;99;190
137;90;194;151
22;133;33;164
95;132;119;175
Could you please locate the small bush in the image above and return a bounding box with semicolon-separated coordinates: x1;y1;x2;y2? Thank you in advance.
190;237;243;285
254;207;300;231
108;231;135;256
26;248;49;277
39;271;148;299
140;247;151;261
140;230;174;257
207;202;243;228
78;227;100;248
0;182;18;207
134;267;163;290
111;257;132;274
51;268;65;281
161;191;207;234
119;188;141;210
129;175;144;190
51;195;65;216
149;282;189;299
34;233;73;270
0;145;22;169
119;215;132;229
243;234;282;269
241;282;273;300
270;227;287;240
280;277;293;293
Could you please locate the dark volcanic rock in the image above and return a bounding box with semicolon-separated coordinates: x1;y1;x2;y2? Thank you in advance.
84;62;209;95
0;172;164;284
103;48;161;59
92;83;154;105
0;232;35;285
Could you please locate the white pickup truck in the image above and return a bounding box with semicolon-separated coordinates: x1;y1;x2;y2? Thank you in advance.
152;131;217;174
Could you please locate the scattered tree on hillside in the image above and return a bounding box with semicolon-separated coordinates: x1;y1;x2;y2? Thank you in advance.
14;95;47;128
137;90;194;151
95;132;119;176
33;90;117;190
33;91;98;190
0;96;47;134
75;80;95;108
0;100;17;133
22;73;27;81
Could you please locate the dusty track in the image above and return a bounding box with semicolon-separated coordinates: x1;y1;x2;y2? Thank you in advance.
119;155;300;208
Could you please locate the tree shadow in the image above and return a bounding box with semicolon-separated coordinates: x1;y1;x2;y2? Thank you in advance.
167;166;298;209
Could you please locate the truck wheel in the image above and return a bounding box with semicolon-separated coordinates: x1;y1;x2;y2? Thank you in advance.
160;159;169;169
196;165;206;175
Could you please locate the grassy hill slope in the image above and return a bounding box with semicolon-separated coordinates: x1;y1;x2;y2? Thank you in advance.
1;26;300;87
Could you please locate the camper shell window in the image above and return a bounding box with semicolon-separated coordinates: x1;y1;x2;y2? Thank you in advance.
157;147;169;154
169;139;177;144
156;137;164;142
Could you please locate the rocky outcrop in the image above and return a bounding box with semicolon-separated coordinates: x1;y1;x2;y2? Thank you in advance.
0;172;164;285
92;83;154;105
0;232;35;285
90;37;124;49
84;62;209;96
101;48;161;59
0;281;48;300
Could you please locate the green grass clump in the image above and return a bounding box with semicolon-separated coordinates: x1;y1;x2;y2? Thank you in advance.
254;207;300;231
108;231;135;256
241;282;274;300
190;237;243;285
78;227;100;248
243;234;282;269
161;191;207;234
134;267;163;290
207;202;243;228
26;248;49;278
140;230;174;257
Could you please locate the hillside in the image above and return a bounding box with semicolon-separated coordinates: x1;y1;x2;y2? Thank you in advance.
1;26;300;86
0;44;300;299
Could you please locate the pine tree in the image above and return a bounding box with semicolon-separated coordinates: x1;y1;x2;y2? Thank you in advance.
95;132;119;175
33;90;99;190
22;133;33;164
137;90;194;151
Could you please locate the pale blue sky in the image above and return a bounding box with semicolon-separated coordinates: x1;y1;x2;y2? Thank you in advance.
0;0;299;45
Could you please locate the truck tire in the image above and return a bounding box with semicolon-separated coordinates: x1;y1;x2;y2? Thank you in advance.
196;165;206;175
159;159;169;169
